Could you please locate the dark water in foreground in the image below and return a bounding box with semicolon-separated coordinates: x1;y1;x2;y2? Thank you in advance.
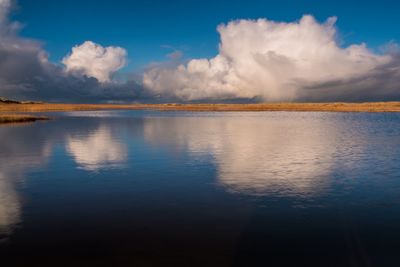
1;111;400;266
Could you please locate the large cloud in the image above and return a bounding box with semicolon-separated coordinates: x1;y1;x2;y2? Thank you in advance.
63;41;127;83
143;15;400;102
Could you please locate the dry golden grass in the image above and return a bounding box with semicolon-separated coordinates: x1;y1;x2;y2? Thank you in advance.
1;102;400;113
0;113;49;124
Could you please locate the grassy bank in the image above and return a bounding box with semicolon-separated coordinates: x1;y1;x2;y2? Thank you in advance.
0;113;49;124
1;102;400;113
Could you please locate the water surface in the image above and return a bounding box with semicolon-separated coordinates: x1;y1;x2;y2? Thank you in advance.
1;110;400;266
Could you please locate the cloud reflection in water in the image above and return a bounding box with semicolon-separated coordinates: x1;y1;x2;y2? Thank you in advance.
66;126;128;171
0;173;21;239
0;125;53;239
144;113;341;197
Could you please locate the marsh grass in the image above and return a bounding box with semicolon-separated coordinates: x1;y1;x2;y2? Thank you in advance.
0;113;49;124
1;102;400;113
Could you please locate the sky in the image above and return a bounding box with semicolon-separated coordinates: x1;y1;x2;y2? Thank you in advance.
15;0;400;69
1;0;400;102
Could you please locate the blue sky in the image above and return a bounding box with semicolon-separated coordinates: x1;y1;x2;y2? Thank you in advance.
15;0;400;71
1;0;400;102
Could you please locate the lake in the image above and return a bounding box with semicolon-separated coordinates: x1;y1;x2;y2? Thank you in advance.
1;110;400;266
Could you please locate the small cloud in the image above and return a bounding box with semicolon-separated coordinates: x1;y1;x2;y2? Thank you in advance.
380;40;400;54
62;41;127;83
166;50;183;60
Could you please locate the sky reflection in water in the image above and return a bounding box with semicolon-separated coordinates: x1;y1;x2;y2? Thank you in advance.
1;111;400;266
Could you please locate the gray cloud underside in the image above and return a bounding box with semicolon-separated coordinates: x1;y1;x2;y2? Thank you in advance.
0;39;144;102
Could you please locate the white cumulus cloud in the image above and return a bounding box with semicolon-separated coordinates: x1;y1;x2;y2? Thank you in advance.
0;1;137;102
143;15;400;102
62;41;127;83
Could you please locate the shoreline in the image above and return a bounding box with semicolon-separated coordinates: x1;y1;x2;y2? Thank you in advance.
0;113;50;124
1;102;400;114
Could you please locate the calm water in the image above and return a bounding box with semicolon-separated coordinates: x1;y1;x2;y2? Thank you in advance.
1;111;400;266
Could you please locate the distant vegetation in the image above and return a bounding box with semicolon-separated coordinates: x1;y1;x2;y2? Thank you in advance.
1;96;400;124
0;96;43;104
0;97;48;124
0;97;20;104
0;114;49;124
1;102;400;114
